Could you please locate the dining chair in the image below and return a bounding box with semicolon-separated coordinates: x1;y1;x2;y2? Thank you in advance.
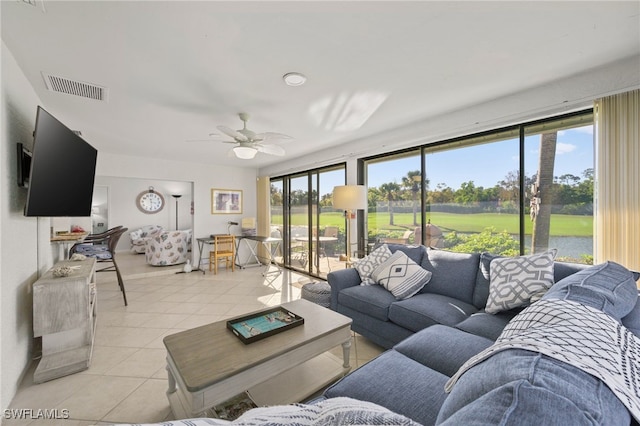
319;226;339;256
69;226;129;306
209;234;236;274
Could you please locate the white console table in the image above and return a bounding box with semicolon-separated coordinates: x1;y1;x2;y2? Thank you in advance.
32;258;97;383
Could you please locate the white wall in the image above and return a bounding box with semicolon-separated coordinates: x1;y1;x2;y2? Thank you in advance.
94;176;193;252
96;152;258;262
0;41;56;412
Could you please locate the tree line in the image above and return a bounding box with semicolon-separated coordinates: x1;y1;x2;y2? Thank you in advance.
271;168;593;216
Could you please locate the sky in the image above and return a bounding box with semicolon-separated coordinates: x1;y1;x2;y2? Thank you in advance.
365;126;594;191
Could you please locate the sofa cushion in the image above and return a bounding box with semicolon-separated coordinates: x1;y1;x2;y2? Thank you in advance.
372;251;432;300
473;252;501;309
324;350;449;426
420;249;480;305
485;249;557;314
454;311;517;341
389;293;478;332
352;244;392;285
338;284;396;322
385;243;426;265
394;325;494;377
553;261;589;282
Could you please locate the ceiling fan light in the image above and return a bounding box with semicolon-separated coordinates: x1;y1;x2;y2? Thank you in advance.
233;146;257;159
283;72;307;86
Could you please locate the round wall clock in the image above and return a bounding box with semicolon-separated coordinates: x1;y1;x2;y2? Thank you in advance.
136;187;165;214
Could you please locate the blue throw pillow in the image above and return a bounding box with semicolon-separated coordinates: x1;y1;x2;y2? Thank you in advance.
544;261;638;320
622;296;640;337
385;243;425;265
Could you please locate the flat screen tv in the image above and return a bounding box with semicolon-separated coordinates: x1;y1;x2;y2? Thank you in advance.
24;106;98;217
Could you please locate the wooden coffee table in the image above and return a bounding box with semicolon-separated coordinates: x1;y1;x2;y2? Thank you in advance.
163;299;353;418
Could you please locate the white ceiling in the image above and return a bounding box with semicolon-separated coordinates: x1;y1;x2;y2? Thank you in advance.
2;1;639;170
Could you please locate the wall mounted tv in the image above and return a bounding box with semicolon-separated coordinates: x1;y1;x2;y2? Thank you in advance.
24;106;98;217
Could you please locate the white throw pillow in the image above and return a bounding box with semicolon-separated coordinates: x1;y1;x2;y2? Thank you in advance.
371;251;432;300
352;244;392;285
485;249;557;314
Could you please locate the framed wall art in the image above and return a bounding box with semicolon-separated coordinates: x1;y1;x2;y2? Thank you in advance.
211;189;243;214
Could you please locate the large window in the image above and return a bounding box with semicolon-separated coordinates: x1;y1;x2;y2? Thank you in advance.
364;111;594;262
365;150;422;248
523;115;594;262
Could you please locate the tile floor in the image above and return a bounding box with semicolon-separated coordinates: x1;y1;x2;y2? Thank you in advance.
5;253;384;425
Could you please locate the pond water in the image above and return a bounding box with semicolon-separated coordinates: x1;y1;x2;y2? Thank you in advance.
523;236;593;260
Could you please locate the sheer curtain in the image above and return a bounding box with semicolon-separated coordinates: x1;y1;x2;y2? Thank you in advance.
594;89;639;276
256;175;271;263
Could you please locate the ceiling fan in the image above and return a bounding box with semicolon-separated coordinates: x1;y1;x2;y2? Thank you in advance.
211;113;292;159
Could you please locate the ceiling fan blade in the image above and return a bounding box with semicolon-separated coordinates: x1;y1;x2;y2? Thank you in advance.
254;132;293;143
255;144;285;156
217;125;248;141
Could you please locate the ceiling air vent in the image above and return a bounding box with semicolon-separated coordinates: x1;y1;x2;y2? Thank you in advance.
42;72;108;101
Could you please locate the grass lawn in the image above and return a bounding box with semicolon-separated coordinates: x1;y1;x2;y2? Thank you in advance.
369;212;593;237
274;212;593;237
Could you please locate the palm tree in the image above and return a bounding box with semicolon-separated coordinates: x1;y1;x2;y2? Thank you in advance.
531;132;557;253
402;170;422;225
379;182;401;226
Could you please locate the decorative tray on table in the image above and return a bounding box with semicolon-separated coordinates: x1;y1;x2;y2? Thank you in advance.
226;306;304;344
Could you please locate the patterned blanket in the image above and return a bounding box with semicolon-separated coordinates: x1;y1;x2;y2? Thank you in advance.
445;298;640;422
228;397;421;426
125;398;420;426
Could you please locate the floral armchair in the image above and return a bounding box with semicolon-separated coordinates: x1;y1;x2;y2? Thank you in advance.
145;230;191;266
130;225;164;253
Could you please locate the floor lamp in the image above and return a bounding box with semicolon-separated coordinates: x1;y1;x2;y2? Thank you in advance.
172;194;182;230
332;185;367;263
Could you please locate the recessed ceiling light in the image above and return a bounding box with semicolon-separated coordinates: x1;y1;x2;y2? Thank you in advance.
283;72;307;86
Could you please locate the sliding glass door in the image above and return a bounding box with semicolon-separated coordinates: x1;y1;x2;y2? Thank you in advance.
270;165;346;278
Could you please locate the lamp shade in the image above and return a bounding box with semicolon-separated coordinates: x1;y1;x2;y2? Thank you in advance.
332;185;367;210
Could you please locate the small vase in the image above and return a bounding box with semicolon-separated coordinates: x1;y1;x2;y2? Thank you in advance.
183;259;193;273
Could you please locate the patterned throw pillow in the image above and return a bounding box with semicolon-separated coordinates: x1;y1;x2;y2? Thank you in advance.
485;249;557;314
371;251;432;300
352;244;393;285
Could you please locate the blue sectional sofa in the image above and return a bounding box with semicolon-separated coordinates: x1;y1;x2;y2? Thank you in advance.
327;244;588;348
322;251;640;425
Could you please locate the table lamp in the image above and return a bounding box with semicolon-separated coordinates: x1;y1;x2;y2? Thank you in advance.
332;185;367;262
